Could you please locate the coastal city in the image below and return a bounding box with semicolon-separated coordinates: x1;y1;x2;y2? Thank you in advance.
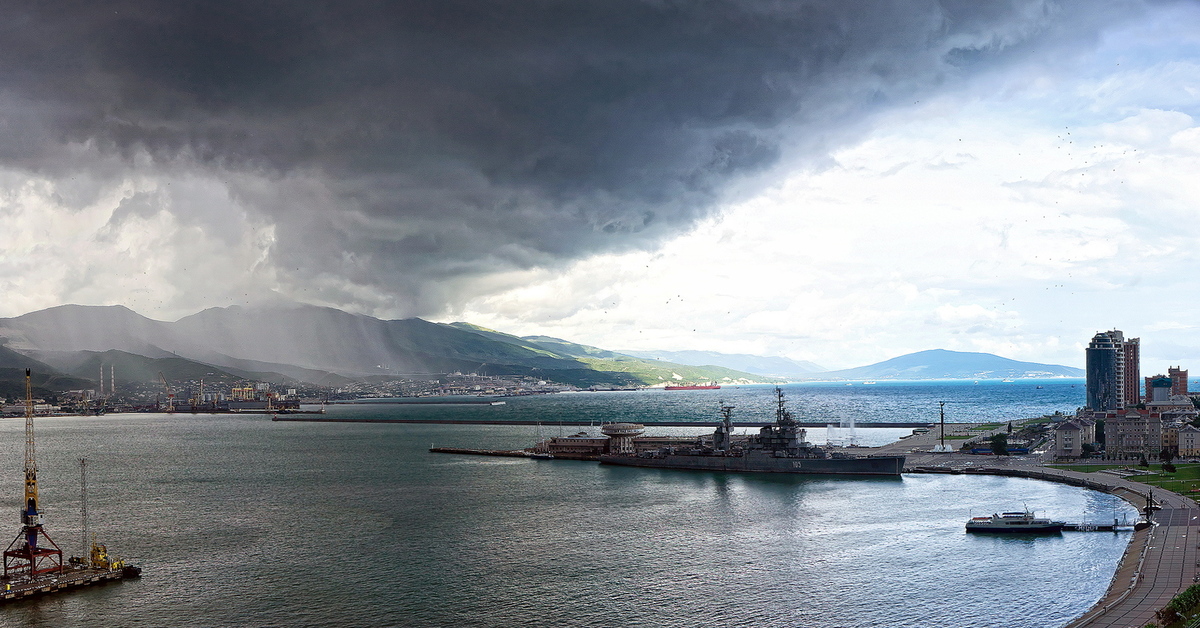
3;3;1199;627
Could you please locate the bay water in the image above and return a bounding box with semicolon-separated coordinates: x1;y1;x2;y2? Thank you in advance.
0;379;1137;627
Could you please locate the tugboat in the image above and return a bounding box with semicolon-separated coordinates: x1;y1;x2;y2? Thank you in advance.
966;508;1065;533
599;388;905;475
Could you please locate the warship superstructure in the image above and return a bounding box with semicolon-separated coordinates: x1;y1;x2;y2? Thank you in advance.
599;388;905;475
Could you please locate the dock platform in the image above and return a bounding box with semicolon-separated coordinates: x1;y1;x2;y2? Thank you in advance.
1;566;139;605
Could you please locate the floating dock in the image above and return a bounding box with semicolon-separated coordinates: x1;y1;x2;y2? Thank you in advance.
1061;522;1133;532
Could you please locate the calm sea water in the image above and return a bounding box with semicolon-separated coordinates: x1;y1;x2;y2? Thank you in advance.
0;379;1133;628
341;379;1087;426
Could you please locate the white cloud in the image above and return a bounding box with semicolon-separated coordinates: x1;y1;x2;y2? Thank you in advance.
451;10;1200;372
0;154;280;320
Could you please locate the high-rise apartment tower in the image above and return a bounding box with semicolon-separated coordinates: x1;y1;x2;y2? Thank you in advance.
1086;330;1140;411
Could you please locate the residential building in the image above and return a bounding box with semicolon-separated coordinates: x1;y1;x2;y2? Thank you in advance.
1087;332;1119;411
1170;366;1189;397
1106;411;1163;459
1122;337;1141;409
1180;425;1200;458
1086;330;1140;411
1054;418;1096;459
1146;375;1173;403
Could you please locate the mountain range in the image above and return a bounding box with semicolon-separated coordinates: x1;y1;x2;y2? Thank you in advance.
815;349;1083;380
0;303;1084;392
0;303;770;390
617;349;824;379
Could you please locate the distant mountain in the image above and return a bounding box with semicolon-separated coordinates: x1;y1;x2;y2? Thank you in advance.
618;349;823;379
814;349;1083;380
0;303;773;388
31;349;241;385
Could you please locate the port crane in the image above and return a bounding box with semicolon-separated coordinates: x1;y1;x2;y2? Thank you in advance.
3;369;64;579
0;371;140;600
159;371;175;412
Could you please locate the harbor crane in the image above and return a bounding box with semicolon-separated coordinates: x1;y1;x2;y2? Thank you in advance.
0;372;140;601
159;372;175;412
3;369;64;579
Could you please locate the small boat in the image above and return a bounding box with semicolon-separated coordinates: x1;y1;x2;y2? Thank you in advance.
530;452;555;460
966;508;1065;533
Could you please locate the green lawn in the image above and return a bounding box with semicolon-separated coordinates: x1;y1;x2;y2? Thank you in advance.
1050;463;1200;495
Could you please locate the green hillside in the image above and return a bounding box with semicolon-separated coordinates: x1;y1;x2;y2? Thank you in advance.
448;327;773;386
0;368;91;399
0;345;92;395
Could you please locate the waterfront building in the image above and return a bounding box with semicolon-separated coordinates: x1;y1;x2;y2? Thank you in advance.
1121;336;1141;409
1164;422;1181;457
1143;367;1198;427
1145;396;1199;423
1170;366;1190;397
1053;418;1096;459
1107;411;1163;459
1146;375;1173;403
1086;330;1140;411
1180;425;1200;458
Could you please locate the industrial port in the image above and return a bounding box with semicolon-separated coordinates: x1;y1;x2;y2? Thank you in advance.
0;369;140;606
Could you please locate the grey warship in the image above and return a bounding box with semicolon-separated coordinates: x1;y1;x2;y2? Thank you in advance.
599;388;905;476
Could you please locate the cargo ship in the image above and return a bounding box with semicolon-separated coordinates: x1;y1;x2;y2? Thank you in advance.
663;383;721;390
599;388;905;475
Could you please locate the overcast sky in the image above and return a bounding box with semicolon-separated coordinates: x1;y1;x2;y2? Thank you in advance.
1;1;1198;371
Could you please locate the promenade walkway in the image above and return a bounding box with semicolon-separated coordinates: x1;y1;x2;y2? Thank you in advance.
901;452;1200;628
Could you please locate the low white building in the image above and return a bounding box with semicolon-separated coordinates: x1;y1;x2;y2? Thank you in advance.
1180;425;1200;458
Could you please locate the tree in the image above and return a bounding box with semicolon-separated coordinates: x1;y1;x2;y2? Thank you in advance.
991;433;1008;456
1081;443;1096;459
1160;448;1175;463
1007;421;1013;434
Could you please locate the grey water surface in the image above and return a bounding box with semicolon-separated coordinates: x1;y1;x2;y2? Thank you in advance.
0;380;1130;627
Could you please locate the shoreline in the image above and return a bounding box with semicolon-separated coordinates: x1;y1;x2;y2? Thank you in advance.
909;462;1194;628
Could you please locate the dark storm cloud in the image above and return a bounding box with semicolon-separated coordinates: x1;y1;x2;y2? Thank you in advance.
0;0;1154;314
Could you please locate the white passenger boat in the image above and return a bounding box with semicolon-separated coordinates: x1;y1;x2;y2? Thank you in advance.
966;509;1065;533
